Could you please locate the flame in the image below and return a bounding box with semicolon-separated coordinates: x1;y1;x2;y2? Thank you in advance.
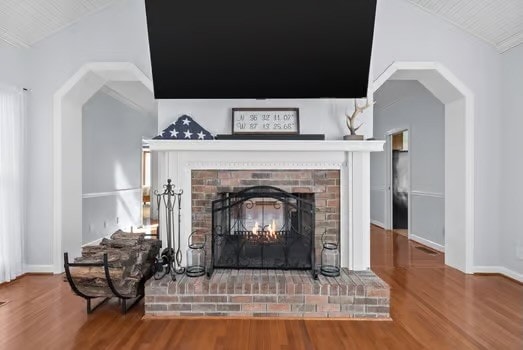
268;219;277;239
252;222;259;236
250;220;278;240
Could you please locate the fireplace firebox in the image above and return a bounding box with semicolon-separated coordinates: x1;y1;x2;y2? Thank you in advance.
209;186;317;278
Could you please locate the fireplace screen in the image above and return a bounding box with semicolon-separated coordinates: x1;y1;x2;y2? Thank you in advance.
210;186;315;276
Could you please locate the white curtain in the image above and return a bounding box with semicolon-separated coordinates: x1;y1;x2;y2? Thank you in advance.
0;86;25;283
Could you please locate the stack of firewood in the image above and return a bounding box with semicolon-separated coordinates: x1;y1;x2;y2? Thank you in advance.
68;230;161;297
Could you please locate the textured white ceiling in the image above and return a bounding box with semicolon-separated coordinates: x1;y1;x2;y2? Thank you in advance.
0;0;521;53
0;0;116;47
406;0;523;52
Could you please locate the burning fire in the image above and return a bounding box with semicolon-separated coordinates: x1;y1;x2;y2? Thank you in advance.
250;220;278;240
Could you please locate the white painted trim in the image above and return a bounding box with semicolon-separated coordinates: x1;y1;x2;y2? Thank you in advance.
373;61;475;274
147;140;385;153
385;127;410;137
53;62;155;274
411;191;444;199
410;234;445;253
82;187;141;199
473;266;523;283
23;265;55;274
371;220;385;228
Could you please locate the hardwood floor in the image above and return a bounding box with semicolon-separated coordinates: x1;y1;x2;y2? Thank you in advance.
0;226;521;349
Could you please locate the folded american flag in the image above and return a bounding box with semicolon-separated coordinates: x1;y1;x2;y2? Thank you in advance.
153;115;214;140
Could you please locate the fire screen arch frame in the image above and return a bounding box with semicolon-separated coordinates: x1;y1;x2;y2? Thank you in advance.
209;186;317;279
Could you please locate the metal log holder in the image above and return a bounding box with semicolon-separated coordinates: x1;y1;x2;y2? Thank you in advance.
152;179;185;281
64;252;149;314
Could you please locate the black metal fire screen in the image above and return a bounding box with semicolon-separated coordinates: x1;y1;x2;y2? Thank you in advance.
210;186;316;278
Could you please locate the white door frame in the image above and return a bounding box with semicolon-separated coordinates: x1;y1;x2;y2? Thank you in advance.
52;62;154;273
373;61;475;274
385;127;411;238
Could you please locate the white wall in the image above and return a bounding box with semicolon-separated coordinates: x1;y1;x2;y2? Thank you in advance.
371;80;445;248
9;0;504;271
500;45;523;275
82;90;156;244
0;47;30;88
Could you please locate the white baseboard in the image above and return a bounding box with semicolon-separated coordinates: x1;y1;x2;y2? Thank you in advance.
23;264;55;274
371;220;385;228
473;266;523;283
409;234;445;252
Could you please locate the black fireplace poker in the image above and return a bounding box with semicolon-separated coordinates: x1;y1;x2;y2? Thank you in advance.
153;179;185;280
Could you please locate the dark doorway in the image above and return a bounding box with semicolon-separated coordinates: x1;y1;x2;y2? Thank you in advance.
392;131;409;232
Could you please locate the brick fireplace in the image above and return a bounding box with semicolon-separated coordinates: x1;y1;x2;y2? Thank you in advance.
191;169;340;271
144;139;389;319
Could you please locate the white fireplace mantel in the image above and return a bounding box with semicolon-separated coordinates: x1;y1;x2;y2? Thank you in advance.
147;139;385;153
147;139;384;271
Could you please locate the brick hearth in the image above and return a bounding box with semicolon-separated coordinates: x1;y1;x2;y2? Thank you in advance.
145;269;390;319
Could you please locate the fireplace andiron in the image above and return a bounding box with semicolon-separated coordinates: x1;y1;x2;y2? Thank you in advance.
153;179;185;281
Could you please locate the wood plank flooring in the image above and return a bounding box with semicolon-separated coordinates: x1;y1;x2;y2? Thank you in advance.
0;226;521;349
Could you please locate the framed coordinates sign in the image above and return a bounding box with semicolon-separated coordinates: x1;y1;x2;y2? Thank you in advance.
232;108;300;135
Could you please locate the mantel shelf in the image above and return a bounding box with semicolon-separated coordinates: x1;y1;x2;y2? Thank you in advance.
145;139;385;152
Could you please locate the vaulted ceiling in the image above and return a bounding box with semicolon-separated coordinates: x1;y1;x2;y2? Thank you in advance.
406;0;522;52
0;0;521;52
0;0;115;47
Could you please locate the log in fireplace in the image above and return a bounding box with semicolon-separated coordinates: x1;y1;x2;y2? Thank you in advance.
209;186;317;278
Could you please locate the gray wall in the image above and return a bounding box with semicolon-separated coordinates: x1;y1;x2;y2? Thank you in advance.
371;80;445;248
82;90;157;244
500;45;523;274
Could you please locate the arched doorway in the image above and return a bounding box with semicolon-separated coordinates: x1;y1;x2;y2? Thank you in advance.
52;62;154;273
373;62;475;273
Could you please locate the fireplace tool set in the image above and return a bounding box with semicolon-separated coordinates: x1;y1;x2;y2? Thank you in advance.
153;179;186;281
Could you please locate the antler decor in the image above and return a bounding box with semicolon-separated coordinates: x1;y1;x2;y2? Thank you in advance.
345;98;374;136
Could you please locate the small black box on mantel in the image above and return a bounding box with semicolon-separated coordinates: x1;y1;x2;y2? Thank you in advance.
215;134;325;141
